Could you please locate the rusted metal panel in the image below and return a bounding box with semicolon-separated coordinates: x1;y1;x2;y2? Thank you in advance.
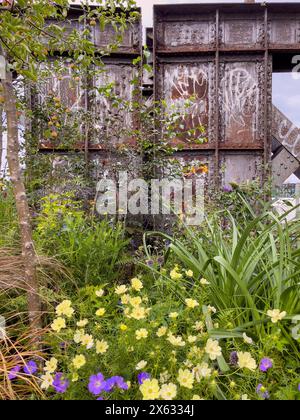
220;14;265;50
219;58;265;148
92;22;141;54
221;152;263;186
269;14;300;50
91;60;139;149
156;59;215;148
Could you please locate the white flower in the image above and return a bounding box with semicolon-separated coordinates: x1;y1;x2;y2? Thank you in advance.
136;360;148;370
241;394;250;400
267;309;287;324
200;278;210;285
205;339;222;360
193;363;212;381
95;289;104;297
243;333;253;345
237;352;257;371
207;305;217;314
40;373;54;390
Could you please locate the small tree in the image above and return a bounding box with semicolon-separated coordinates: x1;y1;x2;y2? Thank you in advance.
0;0;138;334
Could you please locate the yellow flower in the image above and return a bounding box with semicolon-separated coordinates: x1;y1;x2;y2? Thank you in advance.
185;298;199;309
72;373;79;382
96;308;106;317
167;333;185;347
140;378;160;400
200;278;210;285
177;369;194;389
131;306;147;320
156;326;168;337
170;269;182;280
44;357;58;374
115;285;128;295
136;360;148;370
95;289;104;297
187;335;197;344
77;319;88;328
237;352;257;371
129;296;142;307
193;321;205;332
55;300;74;318
267;309;287;324
241;394;250;400
160;383;177;400
74;329;85;344
51;317;66;333
96;339;109;354
136;328;148;341
193;363;212;381
81;334;94;350
207;305;217;314
205;339;222;361
119;324;128;331
72;355;86;370
185;270;194;278
121;294;130;305
131;278;143;292
40;373;54;390
192;395;203;400
169;312;179;319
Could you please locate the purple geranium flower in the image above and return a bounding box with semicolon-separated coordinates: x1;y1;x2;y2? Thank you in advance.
88;373;106;396
53;373;69;394
23;360;38;375
229;351;238;367
256;384;270;400
8;365;21;380
138;372;151;385
111;376;128;390
259;358;273;373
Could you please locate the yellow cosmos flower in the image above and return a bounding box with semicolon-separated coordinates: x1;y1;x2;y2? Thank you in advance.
131;278;143;291
51;317;66;333
185;298;199;309
169;312;179;319
156;326;168;337
193;363;212;381
81;334;94;350
237;352;257;371
44;357;58;374
185;270;194;278
140;379;160;400
200;278;210;285
187;335;197;344
55;300;74;318
129;296;142;307
76;319;88;328
160;383;177;400
95;289;104;297
267;309;287;324
72;355;86;370
121;294;130;305
74;329;85;344
95;308;106;317
119;324;128;331
40;373;54;390
167;333;185;347
115;285;128;295
72;373;79;383
177;369;194;389
192;395;204;400
131;306;147;320
96;339;109;354
205;339;222;361
136;328;148;340
136;360;148;370
170;269;183;280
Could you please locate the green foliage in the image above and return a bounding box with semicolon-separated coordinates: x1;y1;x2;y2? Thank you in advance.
34;193;130;287
0;182;19;247
145;202;300;338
